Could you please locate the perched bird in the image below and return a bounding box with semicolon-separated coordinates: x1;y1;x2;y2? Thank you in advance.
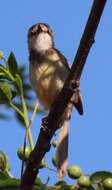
28;23;83;179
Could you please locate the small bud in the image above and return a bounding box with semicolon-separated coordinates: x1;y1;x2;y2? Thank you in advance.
103;178;112;189
67;165;82;179
78;175;91;187
17;146;31;161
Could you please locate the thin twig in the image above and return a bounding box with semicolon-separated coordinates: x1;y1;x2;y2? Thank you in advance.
21;100;39;179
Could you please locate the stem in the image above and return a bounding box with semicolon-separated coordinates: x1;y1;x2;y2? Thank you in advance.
10;100;34;150
1;57;34;150
21;95;34;150
23;116;34;150
9;102;24;117
0;66;14;81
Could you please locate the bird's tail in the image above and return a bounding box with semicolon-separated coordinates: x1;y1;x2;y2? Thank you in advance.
56;103;72;179
56;120;69;179
56;88;83;179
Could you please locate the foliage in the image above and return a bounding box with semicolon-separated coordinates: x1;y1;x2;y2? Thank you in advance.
1;154;112;190
0;51;112;190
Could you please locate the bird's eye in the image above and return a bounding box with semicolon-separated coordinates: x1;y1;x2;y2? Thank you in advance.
29;30;36;36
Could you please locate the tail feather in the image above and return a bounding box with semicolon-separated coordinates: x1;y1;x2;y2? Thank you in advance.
71;90;83;115
56;90;83;179
56;121;69;179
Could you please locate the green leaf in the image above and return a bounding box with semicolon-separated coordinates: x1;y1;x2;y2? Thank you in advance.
35;177;43;186
14;74;23;95
0;151;10;172
0;64;6;73
0;178;20;188
0;90;16;104
55;180;67;186
90;171;112;184
0;81;12;103
0;171;10;180
77;187;95;190
8;52;19;76
0;90;8;103
96;184;104;190
0;74;10;81
0;64;13;81
0;72;5;77
0;177;46;189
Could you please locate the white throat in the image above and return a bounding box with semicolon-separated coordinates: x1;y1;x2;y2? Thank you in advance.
35;32;53;52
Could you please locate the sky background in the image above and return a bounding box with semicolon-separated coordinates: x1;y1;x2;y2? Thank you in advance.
0;0;112;184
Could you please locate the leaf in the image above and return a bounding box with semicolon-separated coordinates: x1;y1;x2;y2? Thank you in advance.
0;64;12;81
0;178;20;188
0;171;10;180
14;74;23;95
8;52;19;76
35;177;43;186
0;72;5;77
0;81;12;103
0;90;8;104
0;74;10;81
77;187;95;190
0;177;45;189
90;171;112;184
0;90;16;104
55;180;67;186
0;64;6;73
0;151;10;172
96;184;104;190
12;90;17;98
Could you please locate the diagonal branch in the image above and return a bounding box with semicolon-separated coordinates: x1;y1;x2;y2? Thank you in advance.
21;0;107;189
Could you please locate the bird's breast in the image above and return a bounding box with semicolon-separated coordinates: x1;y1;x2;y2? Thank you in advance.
30;60;68;109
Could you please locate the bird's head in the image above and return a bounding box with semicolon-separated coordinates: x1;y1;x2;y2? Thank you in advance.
28;23;54;52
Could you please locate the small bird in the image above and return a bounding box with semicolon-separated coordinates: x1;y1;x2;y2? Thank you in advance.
28;23;83;179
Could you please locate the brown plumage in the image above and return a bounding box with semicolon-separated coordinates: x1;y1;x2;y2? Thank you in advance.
28;23;83;179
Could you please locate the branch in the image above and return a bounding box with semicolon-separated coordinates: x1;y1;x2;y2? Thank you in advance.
21;0;107;189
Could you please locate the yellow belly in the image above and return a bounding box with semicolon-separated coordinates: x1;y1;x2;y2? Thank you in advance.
30;60;68;109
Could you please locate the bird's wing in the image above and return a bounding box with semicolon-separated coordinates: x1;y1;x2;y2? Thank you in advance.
54;49;83;115
54;48;70;71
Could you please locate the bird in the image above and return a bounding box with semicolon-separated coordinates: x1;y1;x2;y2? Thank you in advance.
28;23;83;179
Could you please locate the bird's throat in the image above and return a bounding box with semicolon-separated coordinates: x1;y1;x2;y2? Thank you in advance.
35;32;53;52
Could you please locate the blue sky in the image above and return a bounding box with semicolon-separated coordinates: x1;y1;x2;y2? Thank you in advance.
0;0;112;184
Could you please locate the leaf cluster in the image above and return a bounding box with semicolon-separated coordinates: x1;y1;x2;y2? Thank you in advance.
0;51;36;124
